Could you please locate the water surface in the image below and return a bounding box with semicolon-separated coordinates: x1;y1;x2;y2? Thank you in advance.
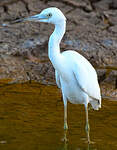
0;81;117;150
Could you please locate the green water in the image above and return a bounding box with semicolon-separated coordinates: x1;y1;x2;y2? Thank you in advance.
0;81;117;150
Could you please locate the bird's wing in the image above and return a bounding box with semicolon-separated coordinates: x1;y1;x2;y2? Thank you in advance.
72;59;101;101
62;50;101;101
55;70;61;88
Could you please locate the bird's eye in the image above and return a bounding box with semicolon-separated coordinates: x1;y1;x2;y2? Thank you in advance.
47;13;52;18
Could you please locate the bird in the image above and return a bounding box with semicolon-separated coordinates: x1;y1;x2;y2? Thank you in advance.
16;7;101;143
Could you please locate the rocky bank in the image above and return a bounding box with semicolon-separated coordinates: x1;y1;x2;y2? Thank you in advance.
0;0;117;98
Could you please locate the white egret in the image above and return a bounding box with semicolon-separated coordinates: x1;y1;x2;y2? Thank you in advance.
18;7;101;143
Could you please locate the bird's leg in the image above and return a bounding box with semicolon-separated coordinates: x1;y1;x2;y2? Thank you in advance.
85;104;90;143
63;94;68;130
64;103;68;130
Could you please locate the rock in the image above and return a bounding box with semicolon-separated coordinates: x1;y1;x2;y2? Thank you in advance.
109;25;117;33
7;1;28;17
109;0;117;9
93;0;112;11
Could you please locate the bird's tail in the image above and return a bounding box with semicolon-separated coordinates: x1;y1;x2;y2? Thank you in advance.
90;98;101;110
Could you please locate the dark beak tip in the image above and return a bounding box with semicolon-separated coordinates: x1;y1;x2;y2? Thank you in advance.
10;18;25;24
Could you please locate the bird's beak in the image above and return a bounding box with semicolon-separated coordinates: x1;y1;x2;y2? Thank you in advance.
24;14;48;22
11;14;48;24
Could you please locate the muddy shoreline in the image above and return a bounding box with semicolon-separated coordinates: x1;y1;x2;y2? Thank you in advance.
0;0;117;98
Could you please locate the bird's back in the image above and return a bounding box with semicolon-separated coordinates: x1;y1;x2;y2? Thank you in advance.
58;50;101;109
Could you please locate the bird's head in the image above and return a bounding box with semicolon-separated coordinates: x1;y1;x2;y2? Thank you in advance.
13;7;66;25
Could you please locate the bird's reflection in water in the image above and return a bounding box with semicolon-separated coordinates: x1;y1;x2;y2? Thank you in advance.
63;130;68;150
62;129;93;150
62;130;68;150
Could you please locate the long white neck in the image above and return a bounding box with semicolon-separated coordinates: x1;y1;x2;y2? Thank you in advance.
48;21;66;71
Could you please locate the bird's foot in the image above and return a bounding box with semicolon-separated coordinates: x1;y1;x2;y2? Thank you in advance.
84;139;95;144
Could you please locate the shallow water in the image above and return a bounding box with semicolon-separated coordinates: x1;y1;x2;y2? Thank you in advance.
0;81;117;150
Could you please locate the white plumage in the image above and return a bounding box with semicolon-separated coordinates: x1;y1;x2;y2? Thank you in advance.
23;7;101;143
56;50;101;107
